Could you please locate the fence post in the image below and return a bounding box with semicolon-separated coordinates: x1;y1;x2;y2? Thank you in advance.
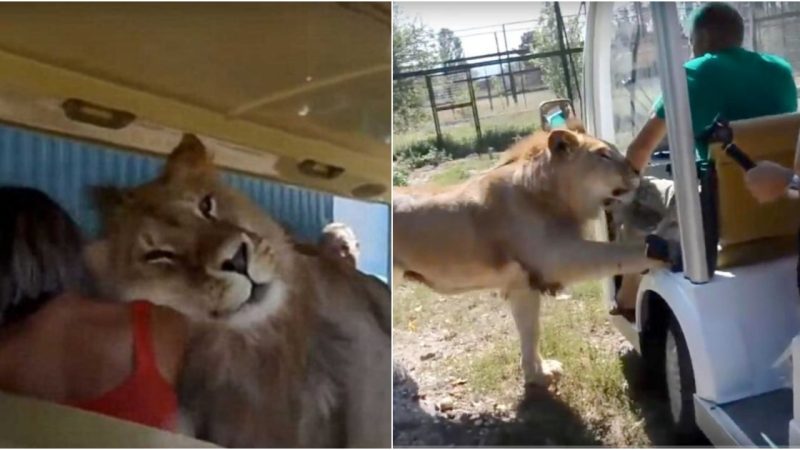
425;75;444;149
502;24;519;104
494;32;510;106
466;70;483;150
554;1;575;103
487;77;494;111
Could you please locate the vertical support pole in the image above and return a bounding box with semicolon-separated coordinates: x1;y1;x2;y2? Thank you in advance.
519;71;528;105
554;1;575;102
495;32;510;106
502;24;518;104
466;69;482;149
487;77;494;110
653;2;709;283
425;75;443;149
748;3;757;51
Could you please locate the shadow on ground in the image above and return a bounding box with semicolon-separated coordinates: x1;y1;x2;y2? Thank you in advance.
619;349;711;447
393;366;601;447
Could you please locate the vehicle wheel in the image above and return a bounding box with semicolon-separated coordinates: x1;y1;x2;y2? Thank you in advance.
664;315;704;444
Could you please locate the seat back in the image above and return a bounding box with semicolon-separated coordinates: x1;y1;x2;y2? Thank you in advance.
710;113;800;268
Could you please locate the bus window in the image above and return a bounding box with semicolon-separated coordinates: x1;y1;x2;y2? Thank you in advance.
744;2;800;105
610;1;800;158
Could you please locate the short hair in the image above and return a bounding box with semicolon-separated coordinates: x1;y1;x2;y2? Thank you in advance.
321;223;358;245
0;187;93;325
688;2;745;47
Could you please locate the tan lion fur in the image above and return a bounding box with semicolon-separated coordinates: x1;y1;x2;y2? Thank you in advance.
393;126;666;385
90;135;390;447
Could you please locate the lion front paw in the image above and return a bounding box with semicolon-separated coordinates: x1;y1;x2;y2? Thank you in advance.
524;358;563;387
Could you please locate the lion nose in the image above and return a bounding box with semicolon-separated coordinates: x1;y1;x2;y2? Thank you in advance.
221;243;249;276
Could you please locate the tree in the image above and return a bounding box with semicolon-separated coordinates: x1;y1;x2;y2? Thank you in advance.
393;4;438;132
437;28;464;65
518;2;585;100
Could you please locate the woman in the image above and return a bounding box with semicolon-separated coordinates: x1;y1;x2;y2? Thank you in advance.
0;186;188;432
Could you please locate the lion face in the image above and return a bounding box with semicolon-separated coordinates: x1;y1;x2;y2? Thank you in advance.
546;129;640;212
98;135;296;328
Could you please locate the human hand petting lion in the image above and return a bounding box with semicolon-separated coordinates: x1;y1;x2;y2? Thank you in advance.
87;134;390;448
393;123;668;387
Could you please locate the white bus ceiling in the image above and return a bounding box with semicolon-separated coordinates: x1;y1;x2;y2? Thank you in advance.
0;3;391;202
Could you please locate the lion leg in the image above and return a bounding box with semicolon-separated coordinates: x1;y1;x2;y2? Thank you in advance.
506;281;562;387
538;239;665;286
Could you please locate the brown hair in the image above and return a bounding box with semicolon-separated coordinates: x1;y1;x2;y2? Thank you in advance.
0;187;94;324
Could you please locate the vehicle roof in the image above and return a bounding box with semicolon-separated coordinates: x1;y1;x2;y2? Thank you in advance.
0;3;390;202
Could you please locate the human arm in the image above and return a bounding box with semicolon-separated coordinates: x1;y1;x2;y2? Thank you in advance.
627;114;668;173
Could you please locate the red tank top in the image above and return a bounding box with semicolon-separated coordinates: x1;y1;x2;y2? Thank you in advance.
66;301;179;431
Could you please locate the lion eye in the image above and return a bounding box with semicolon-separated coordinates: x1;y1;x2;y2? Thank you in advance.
199;194;216;220
598;150;612;160
144;249;177;264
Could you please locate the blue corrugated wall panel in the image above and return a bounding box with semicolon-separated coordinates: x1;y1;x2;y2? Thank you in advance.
0;124;333;242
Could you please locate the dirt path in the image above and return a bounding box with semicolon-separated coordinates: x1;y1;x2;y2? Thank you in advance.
392;284;678;447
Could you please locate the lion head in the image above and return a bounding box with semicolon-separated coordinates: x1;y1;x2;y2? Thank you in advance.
496;124;639;220
93;134;300;328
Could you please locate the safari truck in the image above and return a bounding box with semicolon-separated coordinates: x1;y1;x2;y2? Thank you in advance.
581;1;800;446
0;3;390;446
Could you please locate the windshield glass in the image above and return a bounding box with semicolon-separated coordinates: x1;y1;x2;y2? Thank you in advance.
610;2;691;153
608;2;800;156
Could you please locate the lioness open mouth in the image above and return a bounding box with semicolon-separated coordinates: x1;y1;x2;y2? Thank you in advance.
604;187;634;207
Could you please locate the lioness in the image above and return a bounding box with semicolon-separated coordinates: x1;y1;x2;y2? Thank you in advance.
393;125;667;386
90;135;391;447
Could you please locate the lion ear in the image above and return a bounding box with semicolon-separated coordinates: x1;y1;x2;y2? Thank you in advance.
164;133;215;181
565;117;586;134
547;129;581;155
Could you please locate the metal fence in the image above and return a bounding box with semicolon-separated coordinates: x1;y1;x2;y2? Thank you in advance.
393;2;586;153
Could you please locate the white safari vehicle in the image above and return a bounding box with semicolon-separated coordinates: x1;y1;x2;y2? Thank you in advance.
585;2;800;446
0;3;390;446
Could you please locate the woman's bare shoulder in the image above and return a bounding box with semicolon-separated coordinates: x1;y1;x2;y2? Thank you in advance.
32;294;128;329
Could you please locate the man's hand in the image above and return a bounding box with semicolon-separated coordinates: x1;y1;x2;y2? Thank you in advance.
744;160;794;203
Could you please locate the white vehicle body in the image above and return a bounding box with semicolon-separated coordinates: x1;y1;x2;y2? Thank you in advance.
585;2;800;446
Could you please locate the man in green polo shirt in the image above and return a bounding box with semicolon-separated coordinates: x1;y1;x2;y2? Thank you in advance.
627;2;797;171
613;2;798;317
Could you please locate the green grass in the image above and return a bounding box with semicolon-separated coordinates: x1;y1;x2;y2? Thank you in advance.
394;109;541;150
427;157;497;187
463;339;519;395
395;279;655;446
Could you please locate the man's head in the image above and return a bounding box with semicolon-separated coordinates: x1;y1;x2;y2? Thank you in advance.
688;2;744;57
319;222;359;268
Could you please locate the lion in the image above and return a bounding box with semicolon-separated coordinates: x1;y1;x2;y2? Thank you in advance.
89;134;391;447
393;125;667;387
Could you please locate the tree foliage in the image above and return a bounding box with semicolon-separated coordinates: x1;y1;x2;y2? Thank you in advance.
393;5;438;132
518;2;585;100
437;28;465;65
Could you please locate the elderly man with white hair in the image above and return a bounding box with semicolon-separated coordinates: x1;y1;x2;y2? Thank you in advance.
319;222;360;268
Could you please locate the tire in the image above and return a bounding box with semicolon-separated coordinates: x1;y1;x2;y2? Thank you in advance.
664;315;704;444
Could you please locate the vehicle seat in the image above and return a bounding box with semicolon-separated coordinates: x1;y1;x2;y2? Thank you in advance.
709;112;800;269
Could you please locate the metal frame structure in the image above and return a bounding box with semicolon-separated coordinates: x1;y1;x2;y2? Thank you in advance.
393;1;585;147
587;2;800;446
652;2;709;283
